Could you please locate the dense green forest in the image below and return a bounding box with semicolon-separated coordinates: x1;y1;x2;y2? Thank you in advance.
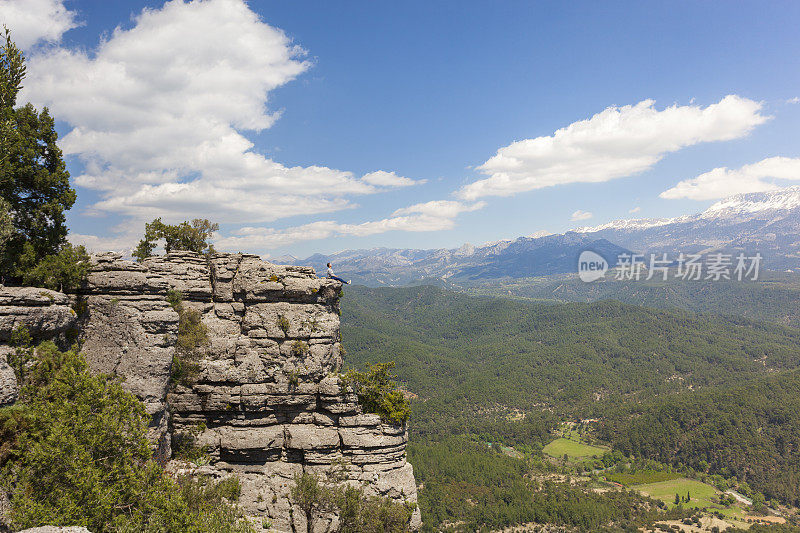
601;369;800;506
453;273;800;328
342;285;800;431
409;437;678;531
341;284;800;529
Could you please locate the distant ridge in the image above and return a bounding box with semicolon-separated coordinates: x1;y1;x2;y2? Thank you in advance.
289;187;800;285
291;233;629;286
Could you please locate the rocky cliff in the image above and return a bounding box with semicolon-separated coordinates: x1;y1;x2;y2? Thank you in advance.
0;252;420;531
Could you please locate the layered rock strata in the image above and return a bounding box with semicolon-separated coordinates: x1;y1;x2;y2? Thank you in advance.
0;287;78;407
79;252;420;531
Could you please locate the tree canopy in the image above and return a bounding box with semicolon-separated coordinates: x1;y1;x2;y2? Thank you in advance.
133;218;219;261
0;29;79;284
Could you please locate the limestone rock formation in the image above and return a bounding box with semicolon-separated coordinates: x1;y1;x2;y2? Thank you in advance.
0;253;420;530
79;252;180;456
0;286;78;407
0;287;76;343
0;353;16;407
78;251;421;530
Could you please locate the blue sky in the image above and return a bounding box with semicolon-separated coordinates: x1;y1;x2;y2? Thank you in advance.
2;0;799;258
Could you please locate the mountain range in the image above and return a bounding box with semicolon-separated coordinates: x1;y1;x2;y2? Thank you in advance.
286;187;800;285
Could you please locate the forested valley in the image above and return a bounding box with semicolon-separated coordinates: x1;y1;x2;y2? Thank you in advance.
341;284;800;531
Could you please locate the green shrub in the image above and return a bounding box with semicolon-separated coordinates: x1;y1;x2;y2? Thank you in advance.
16;242;90;292
172;422;209;464
334;485;413;533
213;476;242;502
290;340;309;357
341;362;410;424
166;288;183;310
166;290;208;387
0;341;253;532
290;473;412;533
7;325;33;383
277;315;290;335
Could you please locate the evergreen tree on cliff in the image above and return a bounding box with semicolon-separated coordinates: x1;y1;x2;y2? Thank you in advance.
0;29;87;289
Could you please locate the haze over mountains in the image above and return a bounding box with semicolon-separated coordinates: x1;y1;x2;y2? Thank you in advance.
289;187;800;285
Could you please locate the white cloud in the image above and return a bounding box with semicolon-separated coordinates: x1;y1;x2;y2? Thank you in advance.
214;200;485;251
788;97;800;104
629;206;641;213
0;0;79;49
392;199;485;218
69;231;140;255
362;171;425;188
570;209;593;221
19;0;415;225
458;96;769;200
660;156;800;201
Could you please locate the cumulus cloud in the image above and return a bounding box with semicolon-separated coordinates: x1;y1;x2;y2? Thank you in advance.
570;210;593;221
660;156;800;201
392;199;485;218
0;0;79;48
214;200;485;251
361;171;425;188
68;231;141;255
788;97;800;104
20;0;416;225
458;96;769;200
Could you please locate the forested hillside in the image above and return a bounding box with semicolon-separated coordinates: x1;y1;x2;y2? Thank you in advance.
341;284;800;528
341;285;800;433
455;274;800;328
601;370;800;506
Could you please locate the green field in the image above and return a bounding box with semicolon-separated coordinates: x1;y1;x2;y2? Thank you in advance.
606;470;681;486
633;477;744;518
542;438;607;460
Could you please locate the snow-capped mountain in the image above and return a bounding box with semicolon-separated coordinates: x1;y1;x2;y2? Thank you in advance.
701;186;800;219
575;187;800;270
578;187;800;233
289;187;800;285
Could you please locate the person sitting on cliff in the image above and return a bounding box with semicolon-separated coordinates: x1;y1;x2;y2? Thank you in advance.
326;263;351;284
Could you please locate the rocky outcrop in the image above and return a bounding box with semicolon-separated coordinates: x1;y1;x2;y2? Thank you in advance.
79;253;181;456
77;252;420;530
0;287;76;343
0;253;420;530
0;354;16;407
0;287;79;407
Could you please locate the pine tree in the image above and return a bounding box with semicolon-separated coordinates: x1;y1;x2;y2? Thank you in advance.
0;28;80;284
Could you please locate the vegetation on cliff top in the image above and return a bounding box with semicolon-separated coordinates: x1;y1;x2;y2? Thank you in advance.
133;218;219;261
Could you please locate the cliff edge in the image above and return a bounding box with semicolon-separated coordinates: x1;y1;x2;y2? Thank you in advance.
0;251;420;531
